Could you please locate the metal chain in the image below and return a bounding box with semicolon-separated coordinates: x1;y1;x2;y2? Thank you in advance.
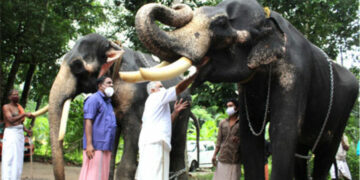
295;59;334;160
169;168;187;180
244;65;272;136
138;53;152;67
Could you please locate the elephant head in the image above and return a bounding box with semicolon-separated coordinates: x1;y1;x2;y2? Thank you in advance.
134;0;286;87
48;33;124;179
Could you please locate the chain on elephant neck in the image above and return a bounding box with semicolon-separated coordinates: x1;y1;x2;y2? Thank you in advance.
295;59;334;160
244;64;272;136
139;53;151;67
169;167;187;180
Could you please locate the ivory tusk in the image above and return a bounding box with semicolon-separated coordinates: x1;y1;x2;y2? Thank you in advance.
119;71;145;83
118;61;170;83
139;57;192;81
154;61;170;68
31;105;49;117
58;99;72;141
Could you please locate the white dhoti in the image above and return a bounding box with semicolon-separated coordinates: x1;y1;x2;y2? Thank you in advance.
213;161;241;180
330;160;352;180
136;141;170;180
1;125;24;180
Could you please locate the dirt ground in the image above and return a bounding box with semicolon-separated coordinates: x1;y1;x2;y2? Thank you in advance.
0;162;214;180
0;162;81;180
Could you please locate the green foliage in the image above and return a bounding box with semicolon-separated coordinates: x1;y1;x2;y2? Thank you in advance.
192;82;238;111
0;0;110;107
188;105;228;141
257;0;359;59
26;116;52;158
344;66;360;179
346;141;359;180
63;97;85;156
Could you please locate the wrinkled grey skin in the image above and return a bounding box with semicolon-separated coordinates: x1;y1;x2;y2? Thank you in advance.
135;0;358;179
48;34;190;180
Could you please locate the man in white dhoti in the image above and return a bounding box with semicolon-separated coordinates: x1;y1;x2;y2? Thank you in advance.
330;134;352;180
2;89;33;180
136;59;207;180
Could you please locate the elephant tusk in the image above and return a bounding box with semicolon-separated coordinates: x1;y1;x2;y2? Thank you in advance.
118;61;170;82
31;105;49;117
58;99;72;141
139;57;192;81
119;71;146;83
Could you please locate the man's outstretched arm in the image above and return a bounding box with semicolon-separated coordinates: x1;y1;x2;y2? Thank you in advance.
175;57;209;95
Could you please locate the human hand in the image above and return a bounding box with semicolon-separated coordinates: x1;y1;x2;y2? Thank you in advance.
25;113;35;119
174;98;189;113
86;144;95;160
212;155;217;167
26;129;33;137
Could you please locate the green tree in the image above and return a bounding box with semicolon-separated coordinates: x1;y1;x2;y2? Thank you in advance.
0;0;107;108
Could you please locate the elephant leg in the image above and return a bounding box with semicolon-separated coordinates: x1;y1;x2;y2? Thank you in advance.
170;108;190;180
269;100;304;179
270;119;297;179
239;117;265;180
294;144;310;180
116;115;141;180
109;125;121;180
312;135;342;180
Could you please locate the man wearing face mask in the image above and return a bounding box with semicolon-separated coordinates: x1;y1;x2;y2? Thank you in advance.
212;99;241;180
2;89;34;180
136;59;209;180
79;76;116;180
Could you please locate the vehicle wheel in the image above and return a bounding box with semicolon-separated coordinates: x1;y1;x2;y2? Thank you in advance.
189;160;197;172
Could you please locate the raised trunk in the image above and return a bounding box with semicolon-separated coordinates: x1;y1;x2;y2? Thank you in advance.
48;63;76;180
20;64;36;108
135;3;211;62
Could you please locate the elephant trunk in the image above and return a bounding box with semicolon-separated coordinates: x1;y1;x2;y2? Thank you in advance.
135;3;211;62
48;63;77;180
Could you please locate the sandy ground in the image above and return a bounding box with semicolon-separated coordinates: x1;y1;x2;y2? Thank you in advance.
0;162;81;180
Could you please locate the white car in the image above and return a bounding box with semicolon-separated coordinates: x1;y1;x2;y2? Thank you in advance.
187;140;215;171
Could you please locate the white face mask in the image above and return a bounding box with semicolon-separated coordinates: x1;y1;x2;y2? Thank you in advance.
104;87;114;97
226;107;236;116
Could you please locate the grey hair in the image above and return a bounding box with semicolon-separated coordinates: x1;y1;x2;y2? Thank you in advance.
146;81;161;95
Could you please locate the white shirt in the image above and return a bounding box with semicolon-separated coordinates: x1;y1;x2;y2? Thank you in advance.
336;135;349;161
139;87;177;151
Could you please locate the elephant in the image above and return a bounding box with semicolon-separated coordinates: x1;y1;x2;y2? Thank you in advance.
130;0;359;179
47;33;191;180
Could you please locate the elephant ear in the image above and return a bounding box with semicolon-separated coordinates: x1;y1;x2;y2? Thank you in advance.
247;12;287;69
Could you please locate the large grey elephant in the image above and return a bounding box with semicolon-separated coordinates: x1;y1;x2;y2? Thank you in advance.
47;33;191;180
130;1;359;179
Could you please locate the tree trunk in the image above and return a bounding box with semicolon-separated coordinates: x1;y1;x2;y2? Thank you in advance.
35;95;43;111
0;66;3;106
1;58;21;107
20;63;37;108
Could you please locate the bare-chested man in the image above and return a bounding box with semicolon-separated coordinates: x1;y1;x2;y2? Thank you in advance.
2;89;33;180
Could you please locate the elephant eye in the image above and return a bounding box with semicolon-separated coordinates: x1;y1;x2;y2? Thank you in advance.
216;16;228;27
69;59;86;75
